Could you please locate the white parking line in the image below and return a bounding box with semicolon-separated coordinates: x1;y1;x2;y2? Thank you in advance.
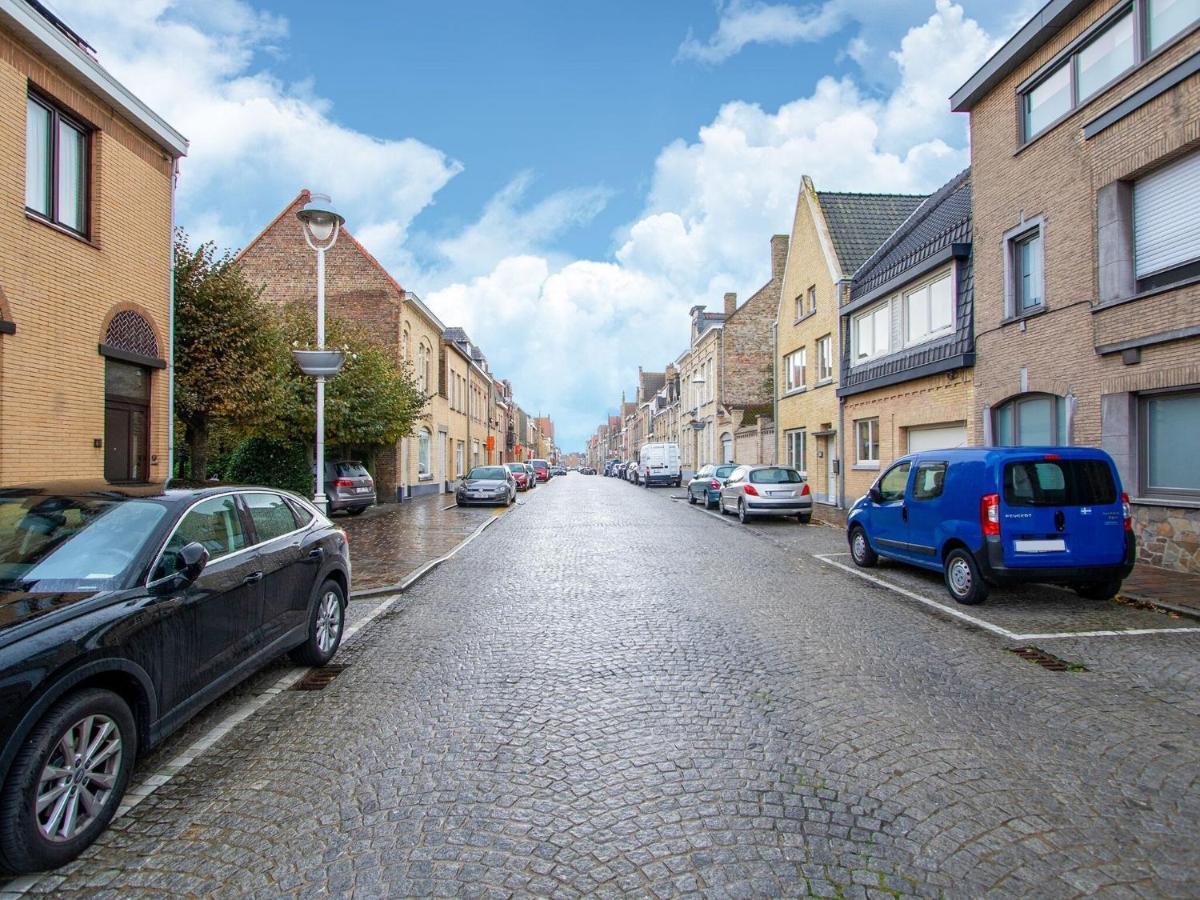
814;554;1200;642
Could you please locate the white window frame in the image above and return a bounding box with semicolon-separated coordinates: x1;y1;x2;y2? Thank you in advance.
455;441;465;477
807;285;817;315
786;428;807;475
783;348;806;393
417;429;432;478
855;418;880;467
903;268;956;347
816;335;833;383
853;304;890;363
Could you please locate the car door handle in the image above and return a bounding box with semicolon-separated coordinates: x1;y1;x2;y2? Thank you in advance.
243;571;264;585
901;506;908;521
306;547;325;562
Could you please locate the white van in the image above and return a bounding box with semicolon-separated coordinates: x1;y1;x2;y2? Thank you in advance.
638;443;681;487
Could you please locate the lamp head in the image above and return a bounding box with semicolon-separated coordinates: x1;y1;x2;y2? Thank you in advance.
297;192;345;246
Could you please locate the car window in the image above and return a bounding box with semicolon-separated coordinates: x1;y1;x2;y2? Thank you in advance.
912;462;947;501
157;495;248;577
749;468;804;484
334;462;369;478
468;467;506;480
696;466;712;477
286;497;314;528
506;464;524;472
244;492;298;543
728;467;747;483
877;462;911;503
714;465;736;478
1003;459;1116;506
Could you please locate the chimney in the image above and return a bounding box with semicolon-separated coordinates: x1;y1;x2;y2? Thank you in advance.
771;234;789;280
724;292;737;316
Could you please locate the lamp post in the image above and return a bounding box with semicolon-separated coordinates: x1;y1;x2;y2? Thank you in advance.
293;193;346;514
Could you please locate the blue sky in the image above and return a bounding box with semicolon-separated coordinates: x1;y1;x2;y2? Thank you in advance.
52;0;1037;449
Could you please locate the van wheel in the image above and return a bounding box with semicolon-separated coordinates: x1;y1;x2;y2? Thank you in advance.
1073;579;1121;601
0;688;136;875
944;548;988;605
849;526;877;567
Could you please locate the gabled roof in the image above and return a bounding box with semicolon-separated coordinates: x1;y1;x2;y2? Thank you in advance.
639;370;666;398
817;192;927;274
851;169;971;299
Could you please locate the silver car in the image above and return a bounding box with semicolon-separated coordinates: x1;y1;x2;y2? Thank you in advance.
720;465;813;524
456;466;516;507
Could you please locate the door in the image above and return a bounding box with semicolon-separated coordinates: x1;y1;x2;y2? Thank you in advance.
150;494;264;712
904;460;948;562
867;461;912;559
825;436;837;505
438;432;447;492
103;359;150;483
242;491;309;643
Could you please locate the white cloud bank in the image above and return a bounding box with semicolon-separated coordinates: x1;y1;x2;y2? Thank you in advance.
52;0;1007;448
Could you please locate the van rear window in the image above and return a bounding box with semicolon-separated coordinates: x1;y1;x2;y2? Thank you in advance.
1003;460;1116;507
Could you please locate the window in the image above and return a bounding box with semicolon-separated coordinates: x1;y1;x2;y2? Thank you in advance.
418;430;432;477
786;429;806;474
26;93;89;234
244;492;298;543
749;468;805;484
992;393;1069;446
807;285;817;315
1005;223;1045;315
1076;10;1135;100
1149;0;1200;49
1134;150;1200;281
1004;460;1117;506
876;461;910;502
904;271;954;344
1140;389;1200;499
417;343;430;392
104;359;150;483
1024;64;1072;139
793;294;804;321
160;495;248;570
455;441;465;476
856;418;880;465
472;440;481;469
853;305;890;362
912;462;948;501
721;434;733;464
816;336;832;382
784;348;806;392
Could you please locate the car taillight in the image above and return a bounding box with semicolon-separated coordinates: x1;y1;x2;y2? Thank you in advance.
1122;492;1132;532
743;485;759;496
338;530;349;545
980;493;1000;537
800;483;810;496
335;478;354;488
710;479;721;490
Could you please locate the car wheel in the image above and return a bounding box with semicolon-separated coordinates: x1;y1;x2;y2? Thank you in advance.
849;525;877;567
706;496;718;510
944;548;989;606
1073;579;1122;601
289;579;346;666
738;500;750;524
798;513;812;525
0;688;136;876
687;491;696;505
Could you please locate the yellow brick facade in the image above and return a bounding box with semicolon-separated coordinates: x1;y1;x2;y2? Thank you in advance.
0;25;178;484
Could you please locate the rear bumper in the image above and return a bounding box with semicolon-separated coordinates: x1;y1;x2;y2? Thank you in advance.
328;494;375;512
746;500;813;514
643;474;678;485
975;534;1136;584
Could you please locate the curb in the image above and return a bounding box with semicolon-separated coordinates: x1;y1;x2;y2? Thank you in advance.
1116;591;1200;621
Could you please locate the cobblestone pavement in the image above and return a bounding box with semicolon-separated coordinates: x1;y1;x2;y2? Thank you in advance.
15;475;1200;898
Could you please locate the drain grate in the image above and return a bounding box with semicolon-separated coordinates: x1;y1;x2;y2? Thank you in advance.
292;663;349;691
1008;646;1087;672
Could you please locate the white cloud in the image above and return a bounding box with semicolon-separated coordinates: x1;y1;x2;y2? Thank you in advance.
50;0;462;253
677;0;848;64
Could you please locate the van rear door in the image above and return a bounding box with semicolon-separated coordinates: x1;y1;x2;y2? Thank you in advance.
999;455;1125;569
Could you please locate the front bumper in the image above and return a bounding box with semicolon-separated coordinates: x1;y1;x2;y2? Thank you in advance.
975;534;1136;584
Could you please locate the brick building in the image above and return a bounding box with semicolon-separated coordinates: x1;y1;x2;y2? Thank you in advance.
0;1;186;484
952;0;1200;572
838;169;975;502
775;180;923;511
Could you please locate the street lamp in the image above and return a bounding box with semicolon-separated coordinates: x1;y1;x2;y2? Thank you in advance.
293;192;346;514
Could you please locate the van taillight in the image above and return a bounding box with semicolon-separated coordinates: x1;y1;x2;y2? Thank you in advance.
1122;492;1132;532
980;493;1000;536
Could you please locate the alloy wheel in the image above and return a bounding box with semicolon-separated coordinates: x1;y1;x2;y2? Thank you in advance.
35;714;123;843
316;590;342;654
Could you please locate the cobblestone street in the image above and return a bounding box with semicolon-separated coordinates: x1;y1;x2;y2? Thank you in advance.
10;475;1200;898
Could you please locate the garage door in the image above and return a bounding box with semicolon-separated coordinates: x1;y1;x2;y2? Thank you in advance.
907;424;967;453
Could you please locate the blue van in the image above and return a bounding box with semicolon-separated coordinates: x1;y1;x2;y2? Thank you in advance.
846;447;1135;605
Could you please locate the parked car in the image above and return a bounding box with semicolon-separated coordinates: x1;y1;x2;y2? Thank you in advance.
505;462;532;491
638;442;682;487
550;465;567;476
687;463;739;509
604;461;620;477
720;465;813;524
523;462;537;489
0;481;350;875
455;466;516;507
530;459;551;482
315;460;375;515
847;447;1135;605
623;461;639;483
580;467;596;475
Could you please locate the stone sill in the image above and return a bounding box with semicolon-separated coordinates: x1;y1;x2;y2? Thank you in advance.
1131;496;1200;511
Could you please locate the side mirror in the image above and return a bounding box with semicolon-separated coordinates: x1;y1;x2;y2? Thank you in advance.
149;541;209;594
868;486;883;504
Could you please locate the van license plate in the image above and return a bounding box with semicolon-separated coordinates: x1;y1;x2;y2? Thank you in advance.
1014;539;1066;553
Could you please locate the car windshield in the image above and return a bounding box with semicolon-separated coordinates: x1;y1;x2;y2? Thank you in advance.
0;495;168;592
467;467;506;480
334;462;369;478
749;468;805;484
506;464;525;473
1003;459;1117;506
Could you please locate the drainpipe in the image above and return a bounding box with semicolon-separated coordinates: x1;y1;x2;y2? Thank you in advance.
771;319;778;465
166;158;179;483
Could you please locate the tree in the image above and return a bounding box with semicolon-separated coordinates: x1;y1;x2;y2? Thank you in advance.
173;230;285;480
274;303;427;452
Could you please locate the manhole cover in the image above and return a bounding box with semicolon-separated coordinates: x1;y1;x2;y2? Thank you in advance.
292;663;349;691
1008;646;1087;672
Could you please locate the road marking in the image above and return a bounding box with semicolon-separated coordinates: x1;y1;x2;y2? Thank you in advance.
814;554;1200;642
0;513;505;898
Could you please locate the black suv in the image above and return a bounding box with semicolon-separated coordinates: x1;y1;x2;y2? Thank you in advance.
0;481;351;875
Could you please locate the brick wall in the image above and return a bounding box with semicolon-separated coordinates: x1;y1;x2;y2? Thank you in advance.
0;27;174;483
722;235;786;409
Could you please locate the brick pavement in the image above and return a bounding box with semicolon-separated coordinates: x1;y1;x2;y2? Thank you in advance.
17;474;1199;898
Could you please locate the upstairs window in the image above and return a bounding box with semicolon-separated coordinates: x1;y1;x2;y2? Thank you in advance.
1076;9;1135;101
1023;64;1072;139
853;304;890;362
807;285;817;315
26;93;89;235
1149;0;1200;49
816;335;833;382
1134;149;1200;285
904;270;954;345
784;348;806;392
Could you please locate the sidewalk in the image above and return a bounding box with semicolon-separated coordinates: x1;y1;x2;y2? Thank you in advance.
339;494;501;592
1121;561;1200;618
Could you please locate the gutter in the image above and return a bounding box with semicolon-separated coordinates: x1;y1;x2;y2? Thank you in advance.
167;159;178;479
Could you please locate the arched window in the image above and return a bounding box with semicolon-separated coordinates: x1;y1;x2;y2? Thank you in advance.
401;329;410;361
416;342;431;393
992;393;1069;446
418;429;432;477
